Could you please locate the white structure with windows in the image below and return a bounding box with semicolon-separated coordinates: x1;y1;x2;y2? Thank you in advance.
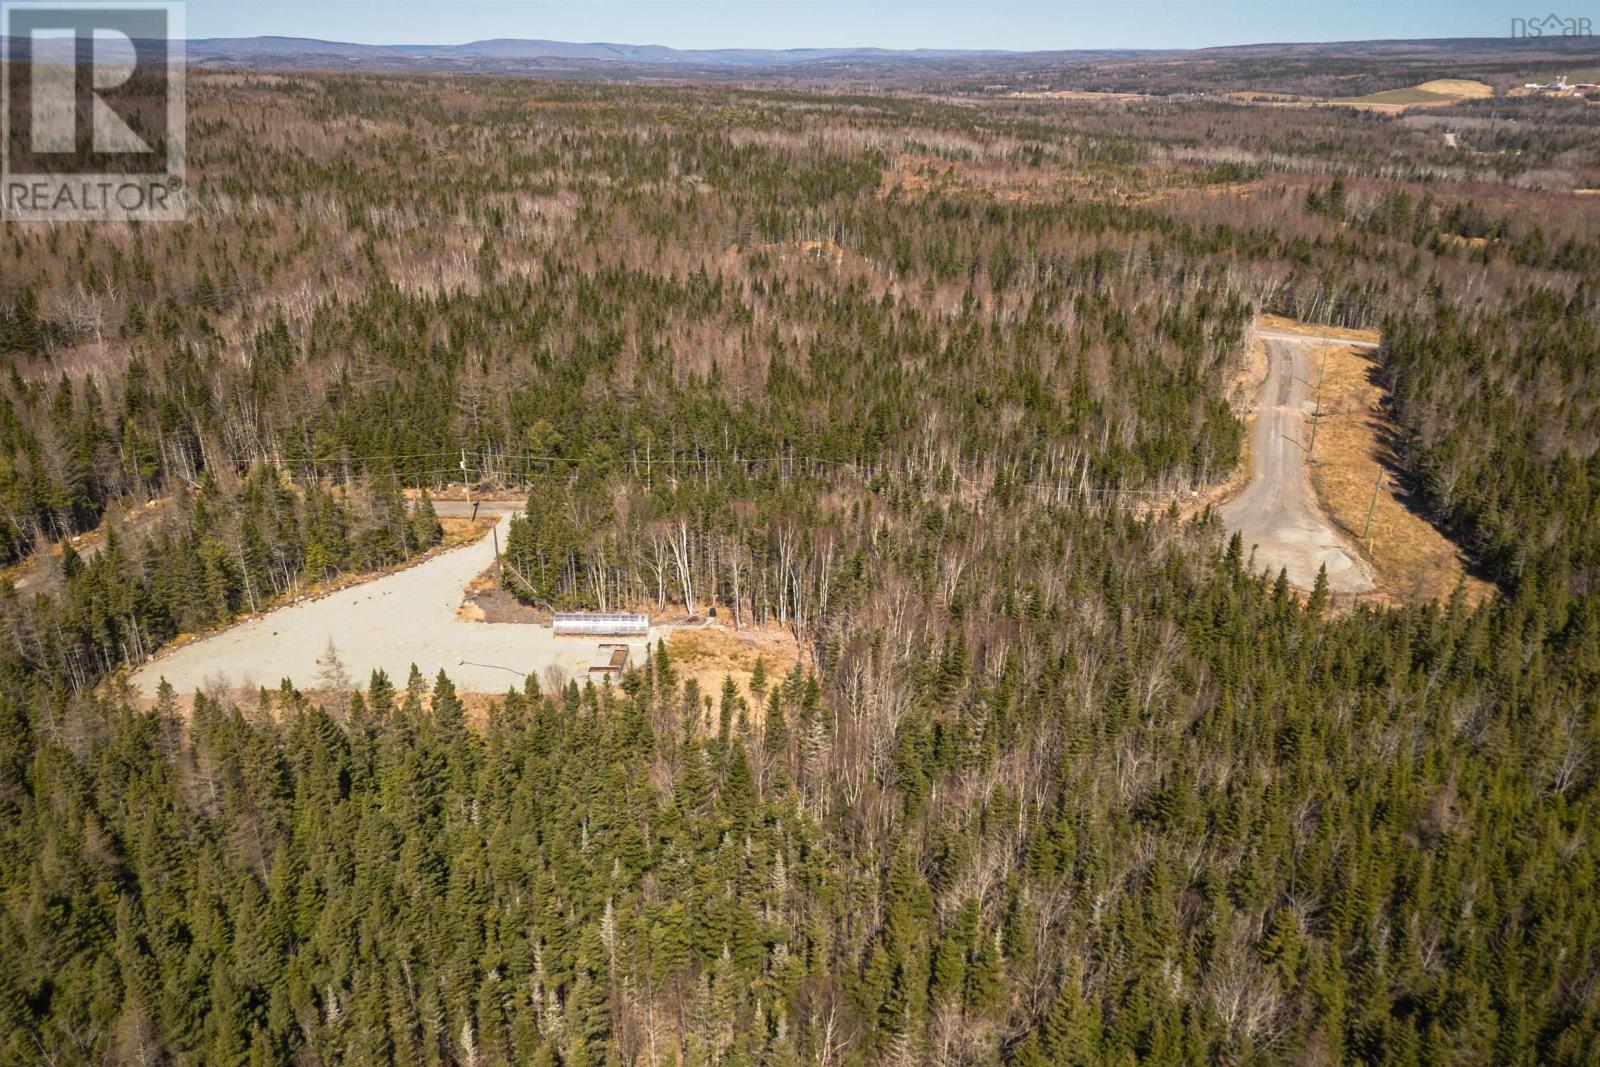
552;612;650;636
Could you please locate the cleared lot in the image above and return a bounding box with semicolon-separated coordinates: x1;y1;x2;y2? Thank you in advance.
1221;335;1375;594
130;509;664;696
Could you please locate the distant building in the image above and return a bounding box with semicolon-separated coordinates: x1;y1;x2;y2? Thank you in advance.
1524;76;1576;93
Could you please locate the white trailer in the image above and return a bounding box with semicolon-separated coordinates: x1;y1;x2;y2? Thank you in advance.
553;612;650;637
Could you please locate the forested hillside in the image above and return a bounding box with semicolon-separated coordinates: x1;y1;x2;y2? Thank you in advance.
1;72;1598;1065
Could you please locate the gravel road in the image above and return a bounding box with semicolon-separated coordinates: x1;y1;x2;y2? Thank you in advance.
131;504;664;696
1220;336;1375;593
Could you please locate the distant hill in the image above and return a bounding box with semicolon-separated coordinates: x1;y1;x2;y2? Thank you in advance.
182;36;1026;69
4;33;1597;90
177;34;1600;93
0;33;1033;70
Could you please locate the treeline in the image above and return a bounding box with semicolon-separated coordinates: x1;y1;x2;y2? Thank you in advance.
1304;178;1600;274
1381;288;1600;606
0;465;443;691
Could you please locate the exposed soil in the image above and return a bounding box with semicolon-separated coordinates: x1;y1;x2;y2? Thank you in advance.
461;565;550;624
1220;335;1375;593
128;513;674;697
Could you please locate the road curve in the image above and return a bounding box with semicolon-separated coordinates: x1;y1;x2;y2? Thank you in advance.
1220;336;1374;594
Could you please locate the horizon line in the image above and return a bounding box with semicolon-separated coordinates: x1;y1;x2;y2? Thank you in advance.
1;31;1577;54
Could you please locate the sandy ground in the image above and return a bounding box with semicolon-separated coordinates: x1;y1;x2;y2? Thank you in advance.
1220;336;1375;594
129;508;666;696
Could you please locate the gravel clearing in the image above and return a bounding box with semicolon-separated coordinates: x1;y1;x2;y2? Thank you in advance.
1221;335;1375;594
130;511;666;696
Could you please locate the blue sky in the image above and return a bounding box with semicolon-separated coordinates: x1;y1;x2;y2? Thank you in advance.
184;1;1536;51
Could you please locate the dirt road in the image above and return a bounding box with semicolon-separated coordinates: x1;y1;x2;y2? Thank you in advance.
130;505;665;697
1220;336;1374;594
9;495;511;596
1254;329;1379;350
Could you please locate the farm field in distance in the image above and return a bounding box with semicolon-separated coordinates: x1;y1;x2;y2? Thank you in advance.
2;25;1599;1067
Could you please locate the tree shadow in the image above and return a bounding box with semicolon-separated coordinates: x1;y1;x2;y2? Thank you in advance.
1362;361;1502;592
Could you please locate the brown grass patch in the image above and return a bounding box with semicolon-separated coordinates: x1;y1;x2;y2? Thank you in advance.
1335;82;1491;112
1306;342;1494;606
1414;79;1495;100
667;624;802;715
877;154;1079;206
1258;313;1380;346
439;516;490;549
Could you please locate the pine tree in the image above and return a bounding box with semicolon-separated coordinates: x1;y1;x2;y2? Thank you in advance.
1308;563;1330;615
410;489;444;550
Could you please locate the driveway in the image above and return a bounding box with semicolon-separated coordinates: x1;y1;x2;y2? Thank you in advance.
130;507;665;696
1220;336;1374;593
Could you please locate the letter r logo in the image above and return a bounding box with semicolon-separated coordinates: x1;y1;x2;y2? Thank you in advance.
27;27;151;153
4;4;177;168
3;3;186;221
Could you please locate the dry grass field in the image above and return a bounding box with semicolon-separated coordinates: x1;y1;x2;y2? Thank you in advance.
667;624;802;714
1305;342;1495;605
1338;78;1494;110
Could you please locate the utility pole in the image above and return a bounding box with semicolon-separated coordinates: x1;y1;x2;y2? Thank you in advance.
1307;333;1330;458
1362;469;1383;551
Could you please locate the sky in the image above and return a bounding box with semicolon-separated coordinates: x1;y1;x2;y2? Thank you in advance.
182;1;1539;51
